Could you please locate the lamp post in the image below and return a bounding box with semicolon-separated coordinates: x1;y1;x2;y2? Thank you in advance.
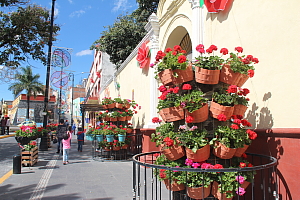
40;0;56;151
69;73;74;127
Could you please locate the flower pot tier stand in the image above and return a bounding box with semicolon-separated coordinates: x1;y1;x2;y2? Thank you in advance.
21;146;38;167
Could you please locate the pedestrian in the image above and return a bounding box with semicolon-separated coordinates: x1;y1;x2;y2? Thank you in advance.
5;116;10;135
72;123;76;135
56;119;67;154
62;126;72;165
77;130;84;152
0;117;6;135
65;120;69;127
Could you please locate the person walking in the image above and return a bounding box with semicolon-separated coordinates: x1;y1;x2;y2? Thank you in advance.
77;130;84;152
72;123;76;135
56;119;67;154
62;126;72;165
5;117;10;135
0;117;6;135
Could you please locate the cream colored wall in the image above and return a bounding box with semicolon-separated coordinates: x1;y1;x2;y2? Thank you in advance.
201;0;300;128
99;55;152;129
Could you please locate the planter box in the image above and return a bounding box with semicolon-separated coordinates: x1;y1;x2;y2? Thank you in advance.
22;146;38;167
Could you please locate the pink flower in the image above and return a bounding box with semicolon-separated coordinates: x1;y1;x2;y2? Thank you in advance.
236;175;245;184
236;187;246;196
192;162;201;168
201;163;214;169
185;158;194;166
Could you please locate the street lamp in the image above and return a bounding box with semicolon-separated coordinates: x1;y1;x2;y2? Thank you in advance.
40;0;56;151
69;73;74;127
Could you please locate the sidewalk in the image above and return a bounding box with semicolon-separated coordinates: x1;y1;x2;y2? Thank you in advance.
0;135;134;200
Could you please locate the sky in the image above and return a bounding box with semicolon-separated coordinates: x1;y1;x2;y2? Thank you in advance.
0;0;138;101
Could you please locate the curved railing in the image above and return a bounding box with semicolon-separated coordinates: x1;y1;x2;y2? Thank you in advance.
132;151;278;200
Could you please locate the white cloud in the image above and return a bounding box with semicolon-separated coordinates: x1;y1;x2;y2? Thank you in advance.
69;10;85;18
76;50;93;56
68;0;73;3
112;0;128;12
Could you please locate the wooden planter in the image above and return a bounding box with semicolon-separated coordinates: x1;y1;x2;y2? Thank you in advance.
22;146;38;167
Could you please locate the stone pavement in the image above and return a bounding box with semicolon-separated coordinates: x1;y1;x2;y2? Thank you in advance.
0;134;134;200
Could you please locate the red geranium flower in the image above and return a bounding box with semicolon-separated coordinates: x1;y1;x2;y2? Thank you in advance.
182;84;192;90
217;114;227;121
177;55;186;63
186;116;194;123
231;124;239;130
235;46;243;53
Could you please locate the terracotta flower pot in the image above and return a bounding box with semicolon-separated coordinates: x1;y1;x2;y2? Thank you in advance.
195;66;220;84
241;180;250;189
219;64;242;86
210;101;234;120
163;179;185;191
110;117;117;122
102;105;108;109
233;104;248;117
115;103;124;109
107;103;116;109
185;103;208;123
159;106;184;122
158;69;175;86
173;63;194;84
124;103;131;109
211;181;233;200
161;144;185;161
234;144;249;157
126;116;132;121
186;144;210;162
126;128;133;133
187;184;211;199
117;117;126;121
213;141;236;159
236;73;249;87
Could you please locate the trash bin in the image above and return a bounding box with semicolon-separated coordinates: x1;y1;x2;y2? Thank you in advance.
13;154;21;174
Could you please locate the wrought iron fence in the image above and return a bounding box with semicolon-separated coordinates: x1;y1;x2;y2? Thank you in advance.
132;151;278;200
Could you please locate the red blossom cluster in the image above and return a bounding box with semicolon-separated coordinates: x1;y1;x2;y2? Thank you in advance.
152;117;162;123
157;85;179;100
163;137;174;147
227;85;250;96
154;45;187;65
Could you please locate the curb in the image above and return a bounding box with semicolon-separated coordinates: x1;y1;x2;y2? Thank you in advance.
0;134;16;139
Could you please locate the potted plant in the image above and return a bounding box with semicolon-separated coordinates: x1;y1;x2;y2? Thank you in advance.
220;46;259;87
15;126;38;145
153;45;192;85
151;122;185;161
92;127;104;142
116;127;126;142
157;85;183;122
154;154;187;191
194;44;228;84
114;97;124;108
101;97;115;109
231;86;250;116
101;123;118;142
85;128;95;141
180;86;208;123
97;110;110;121
23;140;37;151
210;116;257;159
177;125;210;162
210;86;236;120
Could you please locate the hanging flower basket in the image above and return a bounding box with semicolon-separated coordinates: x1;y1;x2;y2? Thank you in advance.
107;103;116;109
195;66;220;84
115;103;124;109
210;101;234;120
211;181;233;200
173;63;194;84
159;106;184;122
236;73;249;87
185;103;208;123
163;179;185;192
117;117;126;121
158;69;175;86
160;144;185;161
233;104;248;116
185;144;210;163
213;141;236;159
126;116;132;121
219;64;242;86
187;184;211;199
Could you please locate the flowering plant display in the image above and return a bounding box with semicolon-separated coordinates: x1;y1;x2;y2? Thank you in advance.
177;125;209;153
185;159;222;188
15;126;37;137
156;85;181;111
116;127;127;135
124;109;136;117
225;46;259;76
23;140;37;151
153;45;188;77
153;154;187;183
97;110;109;119
179;84;208;113
98;123;117;136
210;115;257;148
46;123;58;131
226;85;250;106
110;110;126;118
101;97;115;105
212;86;236;106
194;44;228;70
151;122;181;148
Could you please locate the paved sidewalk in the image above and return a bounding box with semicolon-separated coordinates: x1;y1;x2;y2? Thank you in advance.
0;135;134;200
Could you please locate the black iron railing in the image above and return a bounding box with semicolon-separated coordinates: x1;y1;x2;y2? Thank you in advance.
132;152;278;200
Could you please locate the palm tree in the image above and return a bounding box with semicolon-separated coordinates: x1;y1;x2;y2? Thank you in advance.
8;66;44;120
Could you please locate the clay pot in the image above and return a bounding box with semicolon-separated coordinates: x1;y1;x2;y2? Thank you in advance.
211;181;233;200
107;103;116;109
236;73;249;87
117;117;126;121
195;66;220;84
173;64;194;84
234;144;249;157
163;179;185;191
210;101;234;120
159;106;184;122
115;103;124;109
185;144;210;162
187;184;211;199
233;104;248;117
219;64;242;86
185;103;208;123
158;69;175;86
161;144;185;161
213;141;236;159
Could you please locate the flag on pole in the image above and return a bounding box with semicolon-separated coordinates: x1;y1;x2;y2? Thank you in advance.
200;0;204;7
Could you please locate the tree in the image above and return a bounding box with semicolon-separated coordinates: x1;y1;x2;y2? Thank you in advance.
90;0;159;69
0;4;60;68
8;66;44;119
0;0;28;7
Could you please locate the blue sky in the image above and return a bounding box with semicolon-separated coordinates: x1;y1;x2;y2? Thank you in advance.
1;0;138;100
